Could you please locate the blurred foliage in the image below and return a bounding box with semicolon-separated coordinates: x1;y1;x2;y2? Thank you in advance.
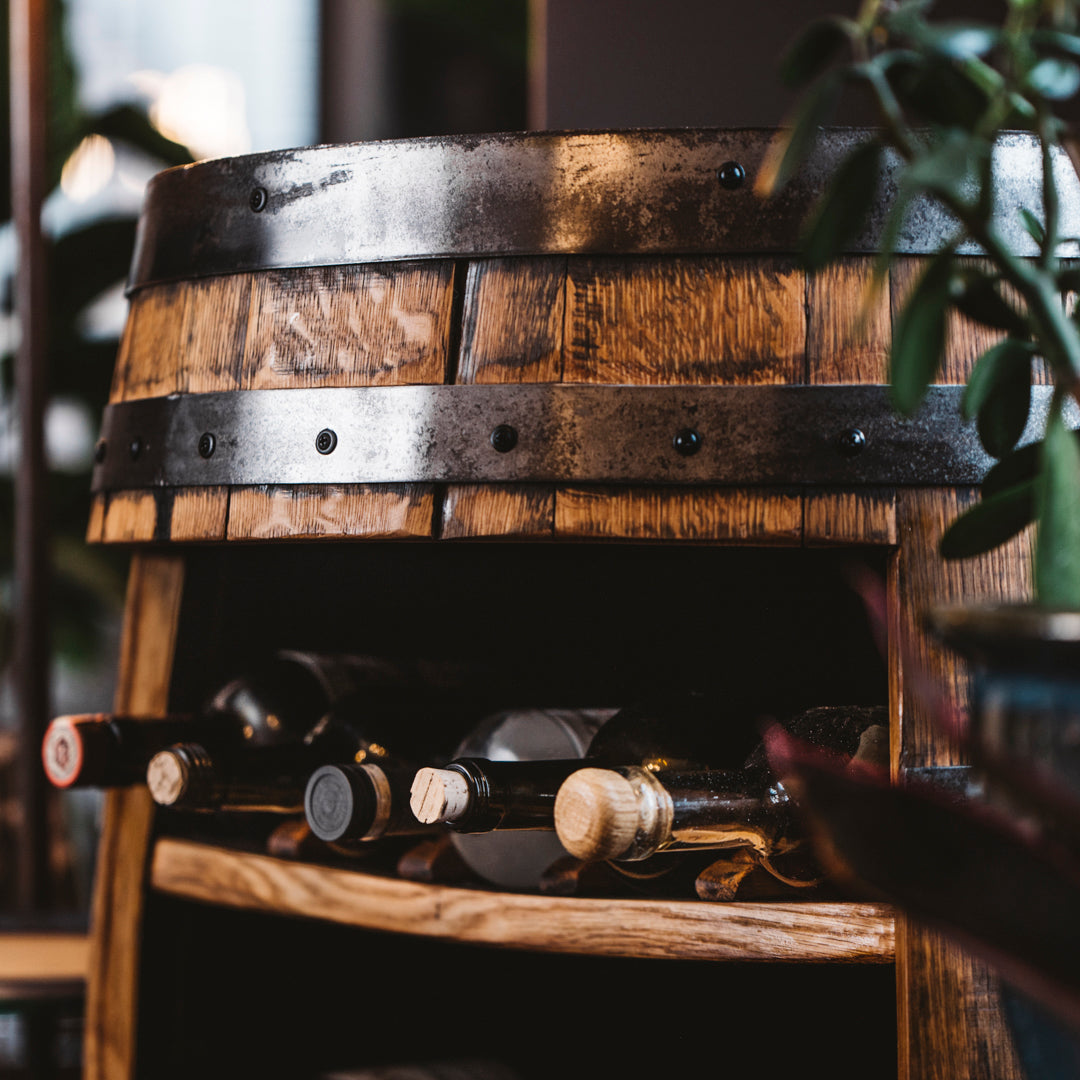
764;0;1080;609
0;0;192;674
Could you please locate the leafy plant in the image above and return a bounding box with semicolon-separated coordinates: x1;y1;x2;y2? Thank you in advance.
760;0;1080;609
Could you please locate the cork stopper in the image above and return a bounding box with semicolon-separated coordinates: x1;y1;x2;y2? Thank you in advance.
410;767;471;824
554;768;642;861
146;745;202;806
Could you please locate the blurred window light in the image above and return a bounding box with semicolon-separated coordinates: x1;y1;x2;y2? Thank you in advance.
60;134;116;202
142;64;252;162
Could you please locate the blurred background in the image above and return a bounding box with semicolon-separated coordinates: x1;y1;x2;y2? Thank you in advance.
0;1;982;1073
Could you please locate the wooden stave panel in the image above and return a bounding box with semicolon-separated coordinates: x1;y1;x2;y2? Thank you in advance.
97;262;457;544
440;256;561;539
84;554;185;1080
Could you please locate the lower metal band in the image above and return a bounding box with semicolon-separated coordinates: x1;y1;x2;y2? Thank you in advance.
90;384;1053;492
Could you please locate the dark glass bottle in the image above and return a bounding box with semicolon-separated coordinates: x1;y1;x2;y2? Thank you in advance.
554;704;888;863
409;692;765;833
42;650;346;790
150;683;449;816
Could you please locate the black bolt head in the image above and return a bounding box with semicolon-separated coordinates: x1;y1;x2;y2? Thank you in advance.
673;428;703;457
198;432;216;459
93;439;107;464
717;162;746;190
836;428;867;457
490;424;518;453
129;437;143;461
316;428;338;455
249;187;268;212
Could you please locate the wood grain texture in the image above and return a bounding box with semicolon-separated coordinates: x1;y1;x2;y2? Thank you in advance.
440;484;554;539
86;493;106;544
456;256;566;384
893;488;1032;1080
895;487;1033;769
897;918;1023;1080
168;488;229;542
85;554;185;1080
225;484;434;540
95;262;456;544
240;262;453;389
564;256;806;385
108;282;189;402
804;490;898;547
807;257;891;385
151;838;895;963
99;492;158;544
890;257;1002;385
555;487;802;543
441;257;562;539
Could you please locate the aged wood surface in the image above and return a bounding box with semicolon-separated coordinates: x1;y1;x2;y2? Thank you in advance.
555;486;803;543
151;838;895;963
98;262;456;542
563;256;806;385
85;554;185;1080
552;256;806;541
806;256;891;385
889;249;1030;1079
440;257;561;539
226;483;434;540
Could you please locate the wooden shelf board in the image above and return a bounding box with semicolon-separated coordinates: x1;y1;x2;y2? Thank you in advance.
0;933;89;989
151;838;895;964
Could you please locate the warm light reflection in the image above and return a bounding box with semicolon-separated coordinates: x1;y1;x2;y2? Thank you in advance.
134;64;252;161
59;134;115;202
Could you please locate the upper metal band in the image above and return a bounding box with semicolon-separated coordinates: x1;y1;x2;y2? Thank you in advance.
128;129;1080;291
90;384;1059;492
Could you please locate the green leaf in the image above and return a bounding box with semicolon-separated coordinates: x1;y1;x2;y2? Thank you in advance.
1031;29;1080;59
920;23;1001;58
950;272;1028;336
1026;58;1080;100
779;17;855;88
903;130;989;209
962;338;1035;457
940;482;1037;559
1019;208;1046;245
800;140;883;272
890;249;954;416
81;104;193;167
759;70;843;196
983;442;1043;498
1034;406;1080;607
886;54;993;130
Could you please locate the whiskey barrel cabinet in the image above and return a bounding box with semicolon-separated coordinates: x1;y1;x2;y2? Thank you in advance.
81;130;1062;1079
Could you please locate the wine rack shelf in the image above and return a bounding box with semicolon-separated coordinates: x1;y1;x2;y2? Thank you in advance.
150;838;896;964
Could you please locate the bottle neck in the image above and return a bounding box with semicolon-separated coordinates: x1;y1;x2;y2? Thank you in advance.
146;743;306;813
554;765;792;862
41;714;222;789
411;758;587;832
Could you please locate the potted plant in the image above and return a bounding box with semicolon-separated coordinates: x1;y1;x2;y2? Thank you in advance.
758;1;1080;1074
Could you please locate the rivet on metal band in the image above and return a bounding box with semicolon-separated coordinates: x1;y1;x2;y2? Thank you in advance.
89;383;1067;493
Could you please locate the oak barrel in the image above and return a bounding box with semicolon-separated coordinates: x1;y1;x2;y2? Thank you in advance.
83;129;1080;1080
86;127;1077;547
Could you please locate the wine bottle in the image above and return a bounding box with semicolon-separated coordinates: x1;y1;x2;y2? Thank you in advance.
42;650;373;791
150;683;450;816
406;707;620;890
42;713;224;790
410;691;764;833
554;704;888;863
